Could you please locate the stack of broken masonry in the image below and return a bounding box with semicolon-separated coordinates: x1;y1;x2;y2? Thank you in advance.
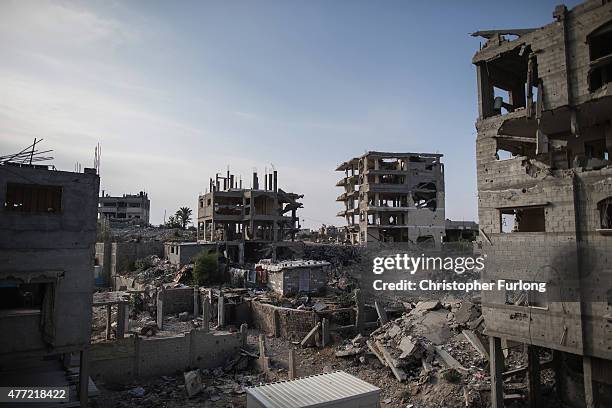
335;299;488;384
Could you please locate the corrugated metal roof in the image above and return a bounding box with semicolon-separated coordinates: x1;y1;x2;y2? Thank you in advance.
246;371;380;408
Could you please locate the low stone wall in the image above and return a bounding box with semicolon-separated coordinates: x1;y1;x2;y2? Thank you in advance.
250;301;317;341
89;330;243;383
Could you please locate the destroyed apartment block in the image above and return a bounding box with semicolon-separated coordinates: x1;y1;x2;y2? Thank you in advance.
473;1;612;406
98;190;150;224
0;162;100;406
197;167;303;262
336;151;446;246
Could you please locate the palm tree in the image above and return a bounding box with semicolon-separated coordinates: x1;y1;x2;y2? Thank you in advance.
175;207;192;229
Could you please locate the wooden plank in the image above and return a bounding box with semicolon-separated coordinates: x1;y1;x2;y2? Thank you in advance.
300;322;321;347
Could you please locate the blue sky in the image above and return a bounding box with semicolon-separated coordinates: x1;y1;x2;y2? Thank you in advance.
0;0;579;227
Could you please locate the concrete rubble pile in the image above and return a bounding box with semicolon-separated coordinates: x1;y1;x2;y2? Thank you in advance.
334;299;494;403
301;243;363;267
105;224;196;243
120;255;182;287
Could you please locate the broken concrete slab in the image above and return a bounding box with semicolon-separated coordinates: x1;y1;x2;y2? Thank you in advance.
398;337;419;359
376;340;407;382
454;301;478;325
417;310;451;345
411;300;440;315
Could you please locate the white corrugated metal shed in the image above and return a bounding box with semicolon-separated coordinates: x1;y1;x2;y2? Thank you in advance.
246;370;380;408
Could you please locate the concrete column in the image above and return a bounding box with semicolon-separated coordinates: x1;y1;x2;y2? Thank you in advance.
78;349;89;407
583;356;598;408
217;293;225;327
321;318;329;347
105;305;112;340
239;243;245;264
116;303;128;339
200;296;209;332
156;290;164;330
288;348;296;380
527;345;541;408
489;336;505;408
193;287;199;318
354;289;364;335
240;323;248;347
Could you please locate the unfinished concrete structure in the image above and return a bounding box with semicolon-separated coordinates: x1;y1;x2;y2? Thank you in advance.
98;191;150;224
473;2;612;406
336;151;445;246
197;168;303;262
256;259;330;296
0;162;99;406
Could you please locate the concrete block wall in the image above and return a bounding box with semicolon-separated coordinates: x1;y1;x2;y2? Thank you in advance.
0;166;99;355
89;330;242;383
159;287;194;315
250;301;318;341
111;241;164;276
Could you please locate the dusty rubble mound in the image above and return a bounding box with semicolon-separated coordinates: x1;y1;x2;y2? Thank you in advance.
335;299;494;406
120;255;192;287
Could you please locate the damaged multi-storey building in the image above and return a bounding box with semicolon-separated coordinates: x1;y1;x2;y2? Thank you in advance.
98;191;150;224
472;1;612;406
336;151;446;246
197;168;303;262
0;162;100;405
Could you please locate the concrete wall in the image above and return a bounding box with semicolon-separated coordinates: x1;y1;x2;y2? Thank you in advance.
267;267;327;296
250;301;317;341
111;241;164;275
89;329;242;383
158;287;195;315
0;165;99;357
473;0;612;360
164;242;215;266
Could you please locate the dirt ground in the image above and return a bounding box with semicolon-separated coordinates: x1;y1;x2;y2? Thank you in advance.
91;326;558;408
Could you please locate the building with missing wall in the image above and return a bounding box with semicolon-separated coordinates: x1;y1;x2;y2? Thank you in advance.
197;168;303;263
336;151;446;246
472;1;612;406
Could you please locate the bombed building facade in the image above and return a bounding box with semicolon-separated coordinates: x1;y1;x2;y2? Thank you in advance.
197;169;303;262
0;163;100;405
98;191;150;224
473;1;612;407
336;151;446;246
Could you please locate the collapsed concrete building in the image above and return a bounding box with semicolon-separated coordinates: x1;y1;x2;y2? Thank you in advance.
472;1;612;406
98;191;150;224
0;162;100;406
197;168;303;262
336;151;446;246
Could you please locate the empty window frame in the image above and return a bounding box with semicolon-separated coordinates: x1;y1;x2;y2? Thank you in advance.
500;206;546;233
587;21;612;91
0;282;46;312
598;197;612;229
5;183;62;213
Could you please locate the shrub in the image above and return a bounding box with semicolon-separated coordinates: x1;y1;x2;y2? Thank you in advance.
193;251;219;285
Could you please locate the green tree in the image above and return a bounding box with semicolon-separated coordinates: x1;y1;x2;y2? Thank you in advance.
175;206;193;229
164;215;182;229
193;250;219;285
